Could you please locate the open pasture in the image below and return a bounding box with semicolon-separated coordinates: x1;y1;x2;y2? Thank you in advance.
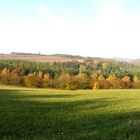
0;87;140;140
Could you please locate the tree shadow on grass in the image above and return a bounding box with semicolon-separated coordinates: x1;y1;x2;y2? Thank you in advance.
0;89;139;140
0;89;83;99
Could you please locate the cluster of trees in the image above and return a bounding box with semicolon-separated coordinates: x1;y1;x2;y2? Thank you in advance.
0;60;140;89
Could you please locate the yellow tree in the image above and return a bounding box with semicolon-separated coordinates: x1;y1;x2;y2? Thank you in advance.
102;63;108;69
91;71;98;80
93;81;101;89
43;73;51;88
38;71;43;78
24;73;43;88
133;75;140;89
1;68;11;84
91;71;100;89
98;75;111;89
79;65;86;74
107;74;123;89
122;76;132;89
76;73;90;89
10;68;21;85
56;73;69;89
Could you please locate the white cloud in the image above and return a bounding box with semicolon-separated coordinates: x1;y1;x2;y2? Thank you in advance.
91;0;109;5
64;10;72;17
37;5;60;22
91;0;128;5
37;5;49;14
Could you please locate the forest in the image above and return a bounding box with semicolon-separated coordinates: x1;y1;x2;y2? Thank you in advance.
0;59;140;89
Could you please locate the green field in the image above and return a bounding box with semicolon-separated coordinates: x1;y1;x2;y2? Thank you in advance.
0;86;140;140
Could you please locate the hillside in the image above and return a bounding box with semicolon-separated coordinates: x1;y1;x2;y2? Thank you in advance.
0;55;140;89
131;58;140;66
0;52;114;63
0;53;82;63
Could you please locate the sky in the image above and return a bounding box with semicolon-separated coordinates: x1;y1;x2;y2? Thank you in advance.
0;0;140;59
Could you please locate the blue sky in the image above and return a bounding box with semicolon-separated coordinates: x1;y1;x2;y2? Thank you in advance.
0;0;140;58
0;0;99;19
0;0;140;18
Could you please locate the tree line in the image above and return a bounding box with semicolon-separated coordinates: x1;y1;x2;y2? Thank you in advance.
0;60;140;89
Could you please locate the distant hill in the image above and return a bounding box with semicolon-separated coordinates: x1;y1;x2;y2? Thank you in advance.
115;57;140;66
114;58;133;62
131;58;140;66
0;52;114;63
0;52;84;63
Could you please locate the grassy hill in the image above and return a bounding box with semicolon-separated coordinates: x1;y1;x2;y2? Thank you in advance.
0;86;140;140
0;52;114;63
1;52;140;68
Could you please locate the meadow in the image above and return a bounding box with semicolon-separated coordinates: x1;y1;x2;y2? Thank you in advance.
0;86;140;140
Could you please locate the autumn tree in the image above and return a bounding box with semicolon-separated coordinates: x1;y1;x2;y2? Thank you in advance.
107;74;123;89
56;73;68;89
122;76;132;89
91;71;98;80
0;68;11;84
43;73;51;88
133;75;140;89
79;65;86;74
24;72;43;88
93;81;101;89
75;73;90;89
98;75;111;89
10;68;22;85
65;75;78;90
102;63;108;69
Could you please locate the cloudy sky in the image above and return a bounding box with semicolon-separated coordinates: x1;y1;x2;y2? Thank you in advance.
0;0;140;58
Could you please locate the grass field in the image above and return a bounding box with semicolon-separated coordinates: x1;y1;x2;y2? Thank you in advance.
0;86;140;140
